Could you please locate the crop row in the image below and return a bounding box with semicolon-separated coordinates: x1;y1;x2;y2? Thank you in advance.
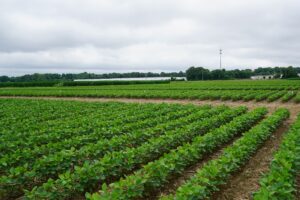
87;107;268;199
0;103;198;171
0;101;222;198
8;105;211;171
0;100;164;150
253;112;300;199
2;109;196;174
0;88;298;102
0;105;214;197
0;99;131;135
160;108;289;199
1;79;300;90
0;102;185;157
21;107;247;199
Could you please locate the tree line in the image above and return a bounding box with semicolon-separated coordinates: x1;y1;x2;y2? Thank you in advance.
186;66;300;80
0;66;299;82
0;71;185;82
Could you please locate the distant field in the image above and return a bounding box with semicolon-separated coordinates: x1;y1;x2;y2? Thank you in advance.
0;98;299;199
1;80;300;102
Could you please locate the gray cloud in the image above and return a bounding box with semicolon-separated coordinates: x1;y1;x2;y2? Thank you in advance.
0;0;300;75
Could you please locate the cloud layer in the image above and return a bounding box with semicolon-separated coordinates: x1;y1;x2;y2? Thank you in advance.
1;0;300;75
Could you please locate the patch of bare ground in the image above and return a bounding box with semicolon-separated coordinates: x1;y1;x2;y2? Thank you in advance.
1;96;300;116
210;119;292;200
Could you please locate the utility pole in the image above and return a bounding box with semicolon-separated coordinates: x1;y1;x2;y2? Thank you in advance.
219;49;222;69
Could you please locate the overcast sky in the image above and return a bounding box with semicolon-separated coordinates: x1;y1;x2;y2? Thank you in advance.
1;0;300;76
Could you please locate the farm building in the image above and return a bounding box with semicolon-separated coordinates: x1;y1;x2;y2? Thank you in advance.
250;75;274;80
74;77;187;81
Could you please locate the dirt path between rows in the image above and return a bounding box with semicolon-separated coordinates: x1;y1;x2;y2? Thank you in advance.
211;120;291;200
151;134;242;200
1;96;300;120
149;116;292;200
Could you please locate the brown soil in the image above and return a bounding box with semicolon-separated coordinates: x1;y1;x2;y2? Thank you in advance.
1;96;300;120
149;116;291;200
211;120;291;200
151;137;240;200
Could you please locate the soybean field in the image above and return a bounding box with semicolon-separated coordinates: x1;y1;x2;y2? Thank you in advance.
0;98;299;200
1;80;300;103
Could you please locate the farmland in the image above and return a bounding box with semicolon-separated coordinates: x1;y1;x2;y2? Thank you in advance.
2;0;300;198
0;94;299;200
1;80;300;103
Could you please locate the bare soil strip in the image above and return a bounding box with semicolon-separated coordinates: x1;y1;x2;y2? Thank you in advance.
211;121;291;200
1;96;300;120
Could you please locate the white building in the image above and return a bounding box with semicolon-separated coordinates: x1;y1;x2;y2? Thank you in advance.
250;75;274;80
74;77;187;81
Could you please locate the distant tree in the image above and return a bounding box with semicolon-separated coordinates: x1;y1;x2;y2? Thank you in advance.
0;76;10;82
62;73;74;80
294;67;300;73
211;69;226;79
1;66;300;83
254;67;274;75
282;66;298;79
178;71;185;77
186;67;210;80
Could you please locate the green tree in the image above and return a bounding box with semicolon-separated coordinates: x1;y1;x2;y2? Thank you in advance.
282;66;298;79
186;67;210;80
